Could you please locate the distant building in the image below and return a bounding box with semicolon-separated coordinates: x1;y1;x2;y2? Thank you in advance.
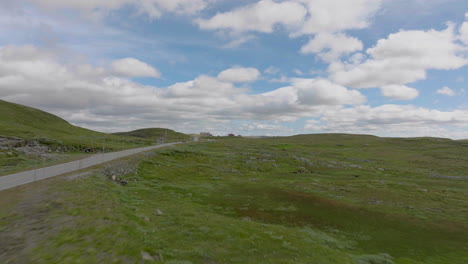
200;132;213;137
228;134;235;137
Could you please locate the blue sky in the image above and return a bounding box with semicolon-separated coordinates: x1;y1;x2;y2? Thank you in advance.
0;0;468;138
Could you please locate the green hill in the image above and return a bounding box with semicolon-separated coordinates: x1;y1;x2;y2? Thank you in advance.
0;99;151;151
114;128;190;142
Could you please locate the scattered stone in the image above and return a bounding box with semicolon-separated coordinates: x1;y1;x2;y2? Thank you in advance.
144;217;150;222
231;169;239;173
249;178;258;181
155;209;163;216
111;175;116;181
377;168;385;171
153;253;163;261
368;199;383;204
294;167;307;174
119;179;128;185
426;208;443;212
141;251;154;261
430;175;468;180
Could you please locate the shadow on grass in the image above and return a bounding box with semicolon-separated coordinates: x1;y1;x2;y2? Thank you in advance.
207;184;468;261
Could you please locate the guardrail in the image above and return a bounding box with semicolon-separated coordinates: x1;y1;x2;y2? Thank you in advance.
0;142;181;191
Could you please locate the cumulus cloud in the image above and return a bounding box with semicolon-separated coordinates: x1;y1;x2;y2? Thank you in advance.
196;0;307;33
292;0;382;36
292;78;366;105
460;21;468;45
1;44;467;138
332;24;468;89
30;0;207;19
300;33;363;61
305;104;468;138
380;85;419;100
196;0;380;51
437;86;456;96
110;58;161;78
217;67;261;83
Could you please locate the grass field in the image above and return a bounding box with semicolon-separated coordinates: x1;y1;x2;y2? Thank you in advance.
1;135;467;263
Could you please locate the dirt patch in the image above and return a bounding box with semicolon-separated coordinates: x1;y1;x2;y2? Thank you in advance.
0;180;74;263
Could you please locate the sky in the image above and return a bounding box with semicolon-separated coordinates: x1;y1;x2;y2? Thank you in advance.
0;0;468;138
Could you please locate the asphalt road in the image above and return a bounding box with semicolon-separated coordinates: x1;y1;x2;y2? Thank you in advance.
0;142;181;191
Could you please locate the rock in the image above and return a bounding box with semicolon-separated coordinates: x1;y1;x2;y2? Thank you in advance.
141;251;154;261
144;217;150;222
111;175;116;181
231;169;239;173
155;209;163;216
294;167;307;174
119;179;128;185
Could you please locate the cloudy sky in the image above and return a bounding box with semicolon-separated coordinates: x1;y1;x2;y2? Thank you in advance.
1;0;468;138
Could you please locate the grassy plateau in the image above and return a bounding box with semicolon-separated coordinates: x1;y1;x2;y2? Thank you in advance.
1;134;467;263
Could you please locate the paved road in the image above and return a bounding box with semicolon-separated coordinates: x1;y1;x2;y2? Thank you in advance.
0;142;181;191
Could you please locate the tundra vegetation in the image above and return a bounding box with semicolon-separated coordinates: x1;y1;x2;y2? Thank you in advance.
1;134;467;263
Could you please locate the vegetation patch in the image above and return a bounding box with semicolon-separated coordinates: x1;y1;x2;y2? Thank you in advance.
1;135;467;263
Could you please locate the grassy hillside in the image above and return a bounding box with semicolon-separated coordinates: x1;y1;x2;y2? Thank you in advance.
1;134;467;263
114;128;190;142
0;99;152;150
0;99;153;175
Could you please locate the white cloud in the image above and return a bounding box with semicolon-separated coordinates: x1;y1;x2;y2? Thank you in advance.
264;66;280;75
1;44;467;138
196;0;307;33
293;0;382;36
217;67;261;83
110;58;161;78
300;33;363;61
30;0;207;19
222;35;256;49
460;22;468;45
437;86;456;96
292;78;366;105
293;69;304;75
305;104;468;138
380;85;419;100
332;24;468;89
164;75;242;98
196;0;380;51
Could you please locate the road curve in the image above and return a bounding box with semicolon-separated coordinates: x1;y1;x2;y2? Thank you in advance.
0;142;181;191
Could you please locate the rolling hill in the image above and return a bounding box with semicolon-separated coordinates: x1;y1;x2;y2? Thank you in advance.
0;99;152;151
114;128;190;142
